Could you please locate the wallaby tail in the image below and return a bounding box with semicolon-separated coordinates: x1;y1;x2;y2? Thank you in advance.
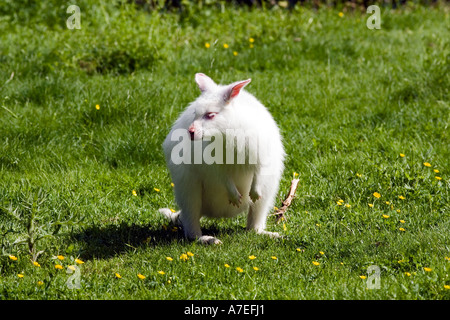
158;208;181;225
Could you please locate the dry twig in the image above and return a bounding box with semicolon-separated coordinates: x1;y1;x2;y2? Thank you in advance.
273;178;299;223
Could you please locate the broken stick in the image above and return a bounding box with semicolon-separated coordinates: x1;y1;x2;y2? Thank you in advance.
273;178;299;223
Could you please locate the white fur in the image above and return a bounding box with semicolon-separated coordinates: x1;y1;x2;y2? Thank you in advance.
160;74;285;244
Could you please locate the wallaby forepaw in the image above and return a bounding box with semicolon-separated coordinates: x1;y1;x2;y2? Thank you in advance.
249;189;262;203
228;192;242;207
198;235;222;245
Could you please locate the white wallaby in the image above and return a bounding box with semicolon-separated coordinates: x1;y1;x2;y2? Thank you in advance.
159;73;285;244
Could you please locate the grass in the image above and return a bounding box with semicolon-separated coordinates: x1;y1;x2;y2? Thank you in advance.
0;1;449;299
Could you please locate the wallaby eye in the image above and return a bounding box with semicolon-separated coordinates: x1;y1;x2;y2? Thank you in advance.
204;112;217;120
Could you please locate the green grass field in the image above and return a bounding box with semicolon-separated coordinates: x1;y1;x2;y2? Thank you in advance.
0;1;449;300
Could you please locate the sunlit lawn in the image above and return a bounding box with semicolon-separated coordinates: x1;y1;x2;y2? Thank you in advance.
0;1;449;299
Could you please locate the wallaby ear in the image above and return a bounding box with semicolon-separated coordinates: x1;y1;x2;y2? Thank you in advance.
195;73;216;93
223;79;252;101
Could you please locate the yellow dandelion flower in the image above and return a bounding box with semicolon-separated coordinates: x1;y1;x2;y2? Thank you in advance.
57;255;64;260
445;257;450;261
132;190;137;196
95;104;100;110
68;265;76;271
338;12;344;17
224;264;230;268
444;285;450;290
223;43;229;49
180;253;188;261
399;227;406;232
170;208;176;213
356;173;362;178
423;267;432;272
397;209;401;213
382;214;390;219
249;37;255;43
233;51;238;56
433;169;439;173
385;201;390;205
17;273;24;278
115;273;122;279
137;273;146;280
398;195;405;200
368;203;374;207
158;270;165;275
312;261;320;266
435;176;442;180
373;192;381;198
271;256;277;260
283;223;287;231
248;255;256;260
423;162;431;167
205;43;210;48
33;261;40;267
400;153;405;157
345;204;351;208
9;255;17;261
319;251;325;255
400;220;406;223
154;188;160;192
236;267;244;273
296;248;304;252
359;275;367;279
55;264;63;269
404;272;411;276
37;280;44;286
75;258;84;264
337;201;343;206
187;252;194;257
171;182;175;187
253;266;259;271
166;257;173;261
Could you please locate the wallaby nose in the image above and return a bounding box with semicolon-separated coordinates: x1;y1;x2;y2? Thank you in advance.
188;125;195;140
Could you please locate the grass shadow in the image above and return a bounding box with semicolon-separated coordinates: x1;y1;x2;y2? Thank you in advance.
72;221;244;260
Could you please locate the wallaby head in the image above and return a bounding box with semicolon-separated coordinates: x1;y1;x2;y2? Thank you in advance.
188;73;251;140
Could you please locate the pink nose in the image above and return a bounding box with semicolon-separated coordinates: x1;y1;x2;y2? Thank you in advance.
188;126;195;140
